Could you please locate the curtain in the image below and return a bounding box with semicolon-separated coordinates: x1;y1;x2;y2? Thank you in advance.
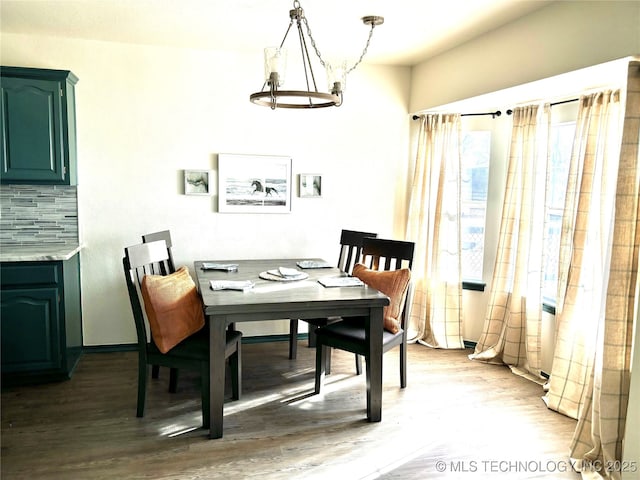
406;114;465;349
469;105;550;381
543;91;622;418
543;66;638;478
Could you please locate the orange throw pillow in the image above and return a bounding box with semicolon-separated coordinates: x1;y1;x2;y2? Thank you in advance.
352;263;411;334
141;266;205;353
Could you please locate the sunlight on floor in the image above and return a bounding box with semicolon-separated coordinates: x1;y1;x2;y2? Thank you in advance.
294;399;573;480
281;366;315;378
282;373;357;409
158;415;202;437
156;372;362;436
167;425;200;437
225;373;357;413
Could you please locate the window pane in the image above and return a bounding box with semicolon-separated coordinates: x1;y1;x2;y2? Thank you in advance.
542;122;576;303
461;131;491;281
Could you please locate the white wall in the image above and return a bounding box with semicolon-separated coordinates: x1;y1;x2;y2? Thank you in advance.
410;0;640;112
0;33;411;345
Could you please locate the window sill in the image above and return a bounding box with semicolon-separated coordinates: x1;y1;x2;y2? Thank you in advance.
542;302;556;315
460;283;557;316
462;281;486;292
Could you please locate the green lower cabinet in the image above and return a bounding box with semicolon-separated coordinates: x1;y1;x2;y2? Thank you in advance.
1;255;83;386
1;287;61;373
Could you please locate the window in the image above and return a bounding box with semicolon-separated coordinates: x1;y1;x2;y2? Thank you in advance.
542;120;576;304
457;104;577;301
460;131;491;281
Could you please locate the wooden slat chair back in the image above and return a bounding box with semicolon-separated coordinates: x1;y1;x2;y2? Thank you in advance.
362;237;415;271
336;229;378;274
125;240;170;357
314;237;415;397
142;230;176;384
288;229;378;368
123;240;241;427
142;230;175;273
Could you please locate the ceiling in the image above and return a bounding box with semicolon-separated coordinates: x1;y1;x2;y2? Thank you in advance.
0;0;553;66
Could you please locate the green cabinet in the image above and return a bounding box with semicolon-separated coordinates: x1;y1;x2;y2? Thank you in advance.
0;66;78;185
1;255;83;385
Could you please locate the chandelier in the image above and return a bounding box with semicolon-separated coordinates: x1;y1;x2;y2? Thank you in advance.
249;0;384;109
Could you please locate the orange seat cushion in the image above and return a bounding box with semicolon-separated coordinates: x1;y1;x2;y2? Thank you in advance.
352;263;411;334
141;266;205;353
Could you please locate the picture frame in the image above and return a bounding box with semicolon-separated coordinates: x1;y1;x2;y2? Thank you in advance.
184;170;211;195
299;174;322;198
218;153;292;213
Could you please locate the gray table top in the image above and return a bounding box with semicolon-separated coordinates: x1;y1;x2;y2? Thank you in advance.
194;258;389;319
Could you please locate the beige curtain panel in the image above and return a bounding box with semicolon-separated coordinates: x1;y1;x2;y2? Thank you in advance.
406;113;465;349
469;104;549;381
544;62;639;478
543;90;622;420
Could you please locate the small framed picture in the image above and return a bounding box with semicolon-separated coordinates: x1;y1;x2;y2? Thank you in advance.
184;170;211;195
299;174;322;198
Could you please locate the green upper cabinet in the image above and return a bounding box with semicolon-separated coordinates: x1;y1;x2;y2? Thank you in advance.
0;67;78;185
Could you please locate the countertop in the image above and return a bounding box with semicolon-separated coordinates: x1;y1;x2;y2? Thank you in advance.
0;243;83;262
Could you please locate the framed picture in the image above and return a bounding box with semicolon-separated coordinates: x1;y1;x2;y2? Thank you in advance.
184;170;211;195
299;174;322;198
218;153;292;213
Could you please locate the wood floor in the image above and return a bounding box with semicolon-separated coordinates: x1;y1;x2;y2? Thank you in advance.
1;341;579;480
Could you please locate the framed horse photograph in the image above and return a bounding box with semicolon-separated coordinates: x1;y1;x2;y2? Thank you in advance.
217;153;292;213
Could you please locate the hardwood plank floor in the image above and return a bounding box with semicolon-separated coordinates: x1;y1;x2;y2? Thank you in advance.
1;341;579;479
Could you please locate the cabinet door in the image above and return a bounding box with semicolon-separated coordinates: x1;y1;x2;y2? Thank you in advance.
0;77;66;183
1;287;62;373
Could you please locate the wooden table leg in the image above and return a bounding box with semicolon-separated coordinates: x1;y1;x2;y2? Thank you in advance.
366;305;383;422
209;315;227;439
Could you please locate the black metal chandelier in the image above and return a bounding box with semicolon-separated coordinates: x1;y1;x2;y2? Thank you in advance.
249;0;384;110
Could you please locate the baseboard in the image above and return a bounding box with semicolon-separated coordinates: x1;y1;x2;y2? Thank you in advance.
82;343;138;353
81;334;309;353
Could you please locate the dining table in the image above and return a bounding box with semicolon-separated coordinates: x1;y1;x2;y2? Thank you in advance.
194;258;390;439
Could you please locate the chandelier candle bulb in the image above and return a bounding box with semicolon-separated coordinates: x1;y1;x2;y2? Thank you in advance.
326;60;347;94
265;47;287;86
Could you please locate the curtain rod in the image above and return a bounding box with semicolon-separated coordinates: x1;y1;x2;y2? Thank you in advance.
550;97;579;107
412;110;509;120
412;97;580;120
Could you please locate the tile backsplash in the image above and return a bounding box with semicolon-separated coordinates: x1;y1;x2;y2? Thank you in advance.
0;185;79;245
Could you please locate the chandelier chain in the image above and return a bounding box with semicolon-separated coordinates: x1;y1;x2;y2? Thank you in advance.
301;16;326;68
302;16;377;74
347;24;376;74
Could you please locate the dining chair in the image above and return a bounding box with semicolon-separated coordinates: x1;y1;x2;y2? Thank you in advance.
142;230;177;386
314;237;415;395
288;229;377;374
123;240;242;427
